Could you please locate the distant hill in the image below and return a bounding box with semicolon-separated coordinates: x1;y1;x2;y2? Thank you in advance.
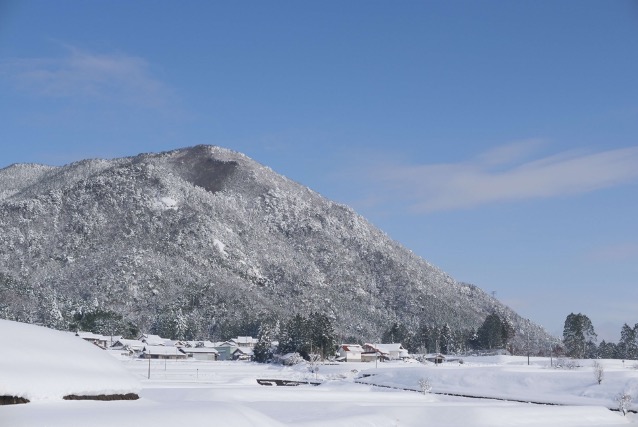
0;145;553;351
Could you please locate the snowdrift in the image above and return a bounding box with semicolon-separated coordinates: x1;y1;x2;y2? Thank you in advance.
0;319;140;402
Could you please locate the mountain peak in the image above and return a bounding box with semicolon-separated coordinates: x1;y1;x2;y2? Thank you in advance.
0;146;553;351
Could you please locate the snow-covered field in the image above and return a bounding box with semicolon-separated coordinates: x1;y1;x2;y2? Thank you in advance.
4;357;638;426
2;320;638;426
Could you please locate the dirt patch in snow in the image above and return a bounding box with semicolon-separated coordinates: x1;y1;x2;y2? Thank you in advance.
63;393;139;401
0;395;30;405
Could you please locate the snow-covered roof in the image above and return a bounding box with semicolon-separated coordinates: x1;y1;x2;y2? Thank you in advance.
232;346;254;356
111;339;145;350
0;319;140;401
139;334;167;345
232;336;258;345
143;345;184;356
76;331;108;341
340;344;363;353
184;340;216;348
181;347;219;354
365;343;408;355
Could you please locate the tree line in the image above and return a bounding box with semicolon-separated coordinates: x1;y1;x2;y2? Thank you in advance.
562;312;638;360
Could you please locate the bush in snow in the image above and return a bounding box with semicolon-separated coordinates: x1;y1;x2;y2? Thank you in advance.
275;352;304;366
418;377;432;394
615;392;632;416
555;357;580;370
592;360;604;384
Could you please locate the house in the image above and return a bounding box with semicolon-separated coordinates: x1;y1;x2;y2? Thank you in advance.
425;354;446;364
180;347;219;361
232;347;254;361
337;344;363;362
110;339;146;356
163;340;187;348
184;340;216;348
231;336;259;348
363;343;409;361
138;334;168;346
213;341;238;361
141;345;187;360
75;331;108;349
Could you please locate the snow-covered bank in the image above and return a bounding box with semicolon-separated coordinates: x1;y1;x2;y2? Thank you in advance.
356;357;638;410
0;319;140;401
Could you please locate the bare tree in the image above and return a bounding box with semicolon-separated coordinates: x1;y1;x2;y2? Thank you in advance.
592;360;604;385
615;392;632;416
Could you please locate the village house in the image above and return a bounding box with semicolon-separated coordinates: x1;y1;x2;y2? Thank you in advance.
231;336;259;348
75;331;108;349
232;346;254;361
213;341;237;361
337;344;363;362
180;347;219;361
363;343;409;361
138;334;169;346
141;345;187;360
110;338;146;356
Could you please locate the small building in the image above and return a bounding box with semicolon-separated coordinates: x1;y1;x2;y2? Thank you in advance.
75;331;108;349
181;347;219;361
141;345;187;360
337;344;363;362
231;336;259;348
425;354;446;364
138;334;168;346
232;347;254;361
110;339;146;356
213;341;238;361
363;343;409;361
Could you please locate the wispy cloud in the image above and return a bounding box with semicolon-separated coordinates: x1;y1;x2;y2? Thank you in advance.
1;46;172;109
369;141;638;212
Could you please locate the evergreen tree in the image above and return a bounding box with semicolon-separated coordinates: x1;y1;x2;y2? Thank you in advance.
440;323;453;354
253;322;274;363
563;313;597;359
477;313;513;350
277;314;310;358
308;312;336;359
619;323;638;359
598;340;618;359
382;322;409;345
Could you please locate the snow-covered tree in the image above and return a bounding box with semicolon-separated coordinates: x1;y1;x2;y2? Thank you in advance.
563;313;597;359
253;322;274;363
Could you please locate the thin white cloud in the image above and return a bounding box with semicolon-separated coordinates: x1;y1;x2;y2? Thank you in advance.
2;46;171;108
371;142;638;212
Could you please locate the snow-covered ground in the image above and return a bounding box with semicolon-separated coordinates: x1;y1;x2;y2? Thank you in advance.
3;356;637;426
2;320;637;426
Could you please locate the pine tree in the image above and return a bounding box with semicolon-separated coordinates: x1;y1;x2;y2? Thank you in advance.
253;322;274;363
440;324;453;354
563;313;597;359
619;323;638;359
477;313;511;350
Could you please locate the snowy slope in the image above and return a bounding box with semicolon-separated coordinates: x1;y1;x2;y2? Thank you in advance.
0;319;140;401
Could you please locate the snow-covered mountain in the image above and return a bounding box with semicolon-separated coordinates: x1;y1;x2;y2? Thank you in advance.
0;145;552;349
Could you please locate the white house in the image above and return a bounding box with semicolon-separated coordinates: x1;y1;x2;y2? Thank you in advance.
363;343;409;361
232;346;254;361
75;331;108;349
138;334;168;346
181;347;219;361
110;339;146;355
337;344;363;362
231;336;259;348
141;345;187;359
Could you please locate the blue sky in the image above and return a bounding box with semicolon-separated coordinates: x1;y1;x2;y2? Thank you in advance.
1;1;638;341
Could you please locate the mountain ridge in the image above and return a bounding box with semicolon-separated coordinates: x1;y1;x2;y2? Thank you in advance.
0;145;554;352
